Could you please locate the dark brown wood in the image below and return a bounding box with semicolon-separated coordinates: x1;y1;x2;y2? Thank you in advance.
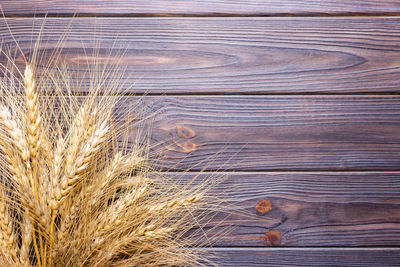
184;171;400;247
119;95;400;171
203;248;400;266
2;1;400;16
3;17;400;94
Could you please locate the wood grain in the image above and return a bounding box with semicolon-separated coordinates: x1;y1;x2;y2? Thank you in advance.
204;248;400;266
123;95;400;171
189;171;400;247
3;17;400;94
4;0;400;264
2;1;400;16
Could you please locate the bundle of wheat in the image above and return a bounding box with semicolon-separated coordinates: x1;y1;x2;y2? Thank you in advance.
0;39;224;266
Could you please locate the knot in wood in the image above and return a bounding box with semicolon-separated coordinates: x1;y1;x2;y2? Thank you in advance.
255;199;271;215
264;230;282;247
176;125;196;139
182;141;197;153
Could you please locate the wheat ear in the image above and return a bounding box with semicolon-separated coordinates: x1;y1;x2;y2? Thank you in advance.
55;120;109;207
0;105;30;187
0;199;18;264
24;64;41;160
87;152;144;208
20;217;33;267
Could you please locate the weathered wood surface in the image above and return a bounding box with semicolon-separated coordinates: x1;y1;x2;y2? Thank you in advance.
3;17;400;94
205;248;400;266
3;3;400;264
125;95;400;171
186;171;400;247
2;1;400;16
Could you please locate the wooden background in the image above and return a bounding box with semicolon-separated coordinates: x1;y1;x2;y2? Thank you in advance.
2;1;400;266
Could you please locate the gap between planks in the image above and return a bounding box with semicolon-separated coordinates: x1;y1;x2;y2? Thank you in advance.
200;247;400;251
5;13;400;18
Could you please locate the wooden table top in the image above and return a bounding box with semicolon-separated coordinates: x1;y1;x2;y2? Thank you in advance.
1;1;400;266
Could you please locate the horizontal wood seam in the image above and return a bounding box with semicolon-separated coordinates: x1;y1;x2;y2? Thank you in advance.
37;92;400;97
201;247;400;250
5;13;400;18
162;170;400;174
18;93;400;98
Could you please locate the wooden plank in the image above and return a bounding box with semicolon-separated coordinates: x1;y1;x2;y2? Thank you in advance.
203;248;400;266
126;95;400;171
189;171;400;247
2;1;400;16
3;17;400;94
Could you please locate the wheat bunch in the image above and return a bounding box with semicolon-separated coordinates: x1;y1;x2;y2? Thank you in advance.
0;42;224;266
